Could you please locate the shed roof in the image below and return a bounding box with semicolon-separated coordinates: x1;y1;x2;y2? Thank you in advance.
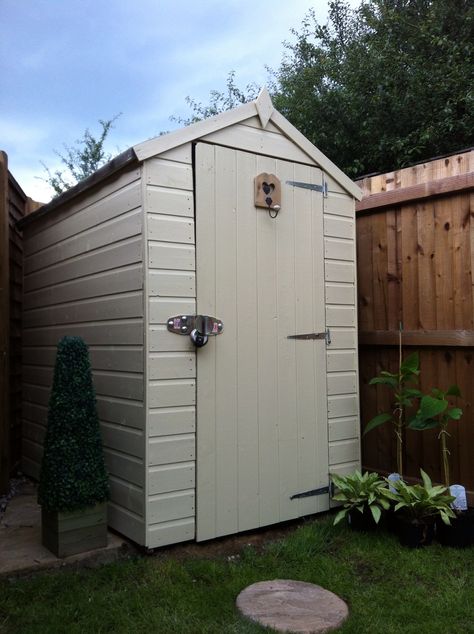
19;89;362;229
133;89;362;199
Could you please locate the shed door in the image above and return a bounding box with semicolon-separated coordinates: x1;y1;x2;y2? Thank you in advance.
195;142;328;541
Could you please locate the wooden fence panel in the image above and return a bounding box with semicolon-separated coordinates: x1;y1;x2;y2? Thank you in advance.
0;153;31;492
357;150;474;498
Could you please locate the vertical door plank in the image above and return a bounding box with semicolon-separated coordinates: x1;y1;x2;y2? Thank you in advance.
235;151;260;531
213;146;238;536
255;155;280;527
195;143;217;541
274;159;299;521
293;163;321;516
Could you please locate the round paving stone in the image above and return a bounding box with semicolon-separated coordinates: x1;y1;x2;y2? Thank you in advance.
236;579;348;633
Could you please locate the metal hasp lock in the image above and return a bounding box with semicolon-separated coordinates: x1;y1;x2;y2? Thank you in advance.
167;314;224;348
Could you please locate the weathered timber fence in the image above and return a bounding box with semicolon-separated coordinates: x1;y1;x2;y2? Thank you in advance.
0;151;39;493
356;149;474;499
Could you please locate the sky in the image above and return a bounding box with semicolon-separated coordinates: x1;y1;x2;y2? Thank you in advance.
1;1;349;202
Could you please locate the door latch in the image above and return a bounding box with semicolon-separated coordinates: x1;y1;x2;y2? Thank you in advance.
167;315;224;348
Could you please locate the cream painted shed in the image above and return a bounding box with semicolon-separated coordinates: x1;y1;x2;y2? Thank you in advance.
19;90;362;548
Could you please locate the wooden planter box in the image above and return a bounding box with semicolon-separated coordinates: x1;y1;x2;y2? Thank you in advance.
41;503;107;558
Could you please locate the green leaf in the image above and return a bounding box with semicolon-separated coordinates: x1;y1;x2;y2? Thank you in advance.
446;407;463;421
407;417;438;431
401;352;419;374
369;376;398;388
370;505;382;524
364;413;393;434
446;385;461;397
333;509;347;525
420;469;432;490
418;395;448;419
404;389;422;398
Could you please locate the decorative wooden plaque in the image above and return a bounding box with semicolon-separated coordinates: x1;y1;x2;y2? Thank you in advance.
254;173;281;210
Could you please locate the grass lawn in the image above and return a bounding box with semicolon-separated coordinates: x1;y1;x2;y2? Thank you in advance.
1;515;474;633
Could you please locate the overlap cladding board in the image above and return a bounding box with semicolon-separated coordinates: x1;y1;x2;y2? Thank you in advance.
21;166;147;545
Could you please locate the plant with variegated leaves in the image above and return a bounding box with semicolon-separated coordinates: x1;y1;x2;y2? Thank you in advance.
331;470;391;526
364;352;421;477
385;469;456;526
408;386;463;488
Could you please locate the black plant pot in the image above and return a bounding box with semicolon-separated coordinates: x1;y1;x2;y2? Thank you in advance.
396;517;435;548
385;507;399;534
437;509;474;548
348;508;380;532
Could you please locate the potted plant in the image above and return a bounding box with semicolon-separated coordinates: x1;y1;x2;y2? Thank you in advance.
331;471;391;531
408;386;474;547
364;349;421;478
38;336;109;558
387;469;455;548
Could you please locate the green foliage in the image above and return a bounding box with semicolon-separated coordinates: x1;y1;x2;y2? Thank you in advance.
386;469;456;525
4;516;474;633
409;386;463;432
180;2;474;177
273;0;474;176
38;336;109;512
172;71;260;126
408;385;463;486
40;115;121;196
331;470;391;525
364;352;420;475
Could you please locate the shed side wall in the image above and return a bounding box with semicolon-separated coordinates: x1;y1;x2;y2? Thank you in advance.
324;182;361;481
143;144;197;549
22;166;146;544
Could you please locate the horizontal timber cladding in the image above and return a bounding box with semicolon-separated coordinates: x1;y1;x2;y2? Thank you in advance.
21;166;146;545
324;191;361;478
143;143;198;549
356;150;474;499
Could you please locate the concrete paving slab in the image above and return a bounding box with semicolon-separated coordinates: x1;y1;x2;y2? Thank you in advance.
0;480;131;578
236;579;349;633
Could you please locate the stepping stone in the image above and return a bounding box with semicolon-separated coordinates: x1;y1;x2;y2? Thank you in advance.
236;579;348;633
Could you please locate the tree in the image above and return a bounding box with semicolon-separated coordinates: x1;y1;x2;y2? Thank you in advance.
41;114;121;196
273;0;474;176
176;1;474;177
171;71;260;126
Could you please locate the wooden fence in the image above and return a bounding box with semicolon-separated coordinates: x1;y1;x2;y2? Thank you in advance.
0;152;39;493
356;149;474;499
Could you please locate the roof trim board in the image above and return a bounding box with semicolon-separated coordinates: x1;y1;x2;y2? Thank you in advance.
134;89;362;200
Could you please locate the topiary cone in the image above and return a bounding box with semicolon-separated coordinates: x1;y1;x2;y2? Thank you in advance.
38;336;109;512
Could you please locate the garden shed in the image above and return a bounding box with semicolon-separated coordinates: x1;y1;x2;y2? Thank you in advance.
18;89;362;548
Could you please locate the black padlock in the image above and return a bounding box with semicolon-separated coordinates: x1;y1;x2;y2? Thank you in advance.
190;328;208;348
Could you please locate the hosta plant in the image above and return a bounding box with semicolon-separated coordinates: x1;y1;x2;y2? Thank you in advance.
331;470;391;526
386;469;456;526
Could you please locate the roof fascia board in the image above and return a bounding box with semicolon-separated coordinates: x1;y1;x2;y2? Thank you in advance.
17;147;138;230
133;100;258;162
270;110;363;200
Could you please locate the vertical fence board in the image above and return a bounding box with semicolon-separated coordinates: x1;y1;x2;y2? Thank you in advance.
0;152;9;493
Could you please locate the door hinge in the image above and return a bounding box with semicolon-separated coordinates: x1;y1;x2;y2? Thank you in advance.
287;328;331;344
286;178;328;197
290;482;334;500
